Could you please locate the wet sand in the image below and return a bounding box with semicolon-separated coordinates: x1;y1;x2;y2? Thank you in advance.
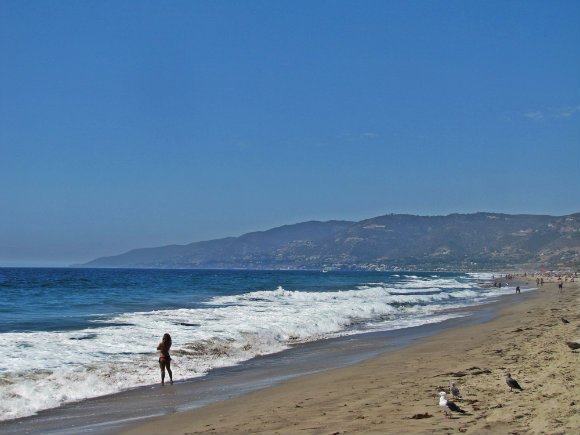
123;280;580;435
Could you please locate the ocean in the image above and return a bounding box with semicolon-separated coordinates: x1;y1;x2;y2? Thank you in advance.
0;268;518;421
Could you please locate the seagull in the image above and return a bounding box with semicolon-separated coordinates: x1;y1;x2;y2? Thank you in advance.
439;392;466;418
505;373;523;391
450;382;462;399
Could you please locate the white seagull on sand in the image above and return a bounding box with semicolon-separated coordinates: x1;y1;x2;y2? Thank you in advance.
439;392;466;418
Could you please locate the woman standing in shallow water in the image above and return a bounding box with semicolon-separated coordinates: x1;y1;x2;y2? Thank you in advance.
157;333;173;385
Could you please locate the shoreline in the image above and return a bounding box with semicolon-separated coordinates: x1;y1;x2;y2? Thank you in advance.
0;278;524;435
122;279;579;435
1;278;577;434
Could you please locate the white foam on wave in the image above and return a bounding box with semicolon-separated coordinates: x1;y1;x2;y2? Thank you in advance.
0;274;518;421
466;271;497;280
396;276;479;290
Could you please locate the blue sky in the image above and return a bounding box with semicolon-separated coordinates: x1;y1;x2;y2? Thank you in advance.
1;0;579;266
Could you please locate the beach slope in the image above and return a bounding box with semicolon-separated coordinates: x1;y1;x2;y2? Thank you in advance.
123;281;580;435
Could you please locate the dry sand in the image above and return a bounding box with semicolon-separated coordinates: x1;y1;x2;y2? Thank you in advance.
123;280;580;435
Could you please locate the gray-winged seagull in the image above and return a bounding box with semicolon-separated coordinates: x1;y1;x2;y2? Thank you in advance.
505;373;523;391
439;391;466;417
450;382;462;399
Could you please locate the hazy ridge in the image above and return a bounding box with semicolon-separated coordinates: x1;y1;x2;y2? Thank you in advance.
79;212;580;270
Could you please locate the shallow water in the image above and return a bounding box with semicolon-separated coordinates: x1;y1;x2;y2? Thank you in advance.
0;268;519;421
0;302;504;435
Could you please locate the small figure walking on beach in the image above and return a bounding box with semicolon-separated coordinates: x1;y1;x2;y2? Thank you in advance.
515;286;521;294
157;333;173;386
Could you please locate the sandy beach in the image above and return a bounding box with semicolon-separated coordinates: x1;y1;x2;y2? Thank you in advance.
122;279;580;435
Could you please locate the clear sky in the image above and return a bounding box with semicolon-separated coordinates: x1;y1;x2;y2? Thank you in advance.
1;0;579;267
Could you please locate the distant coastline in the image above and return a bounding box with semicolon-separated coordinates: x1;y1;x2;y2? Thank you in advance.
78;212;580;271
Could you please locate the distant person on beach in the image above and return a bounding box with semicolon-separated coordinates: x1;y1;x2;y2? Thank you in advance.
157;333;173;386
515;286;520;294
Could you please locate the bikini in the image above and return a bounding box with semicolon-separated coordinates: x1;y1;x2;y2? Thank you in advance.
158;344;171;362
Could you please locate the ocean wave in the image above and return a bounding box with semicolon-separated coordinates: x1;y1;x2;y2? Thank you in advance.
466;272;497;280
0;273;522;421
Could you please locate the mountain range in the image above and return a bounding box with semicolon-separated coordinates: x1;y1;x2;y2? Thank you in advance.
79;212;580;271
